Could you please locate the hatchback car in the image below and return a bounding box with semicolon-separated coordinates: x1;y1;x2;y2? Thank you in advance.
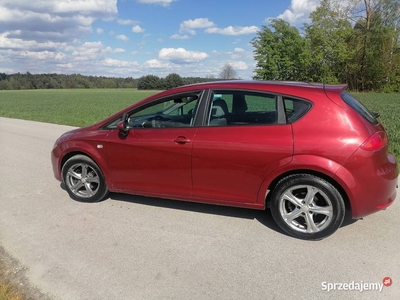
51;80;398;240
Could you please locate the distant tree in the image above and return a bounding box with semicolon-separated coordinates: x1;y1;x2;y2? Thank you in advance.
0;79;11;90
252;19;310;81
304;0;354;83
347;0;400;91
219;63;238;79
164;73;184;89
137;75;162;90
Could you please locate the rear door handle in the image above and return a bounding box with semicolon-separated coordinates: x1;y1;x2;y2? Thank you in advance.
174;136;190;144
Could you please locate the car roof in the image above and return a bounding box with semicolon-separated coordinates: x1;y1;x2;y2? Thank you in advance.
185;80;347;89
172;80;347;93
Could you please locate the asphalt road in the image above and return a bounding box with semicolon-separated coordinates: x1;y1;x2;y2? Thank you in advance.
0;117;399;300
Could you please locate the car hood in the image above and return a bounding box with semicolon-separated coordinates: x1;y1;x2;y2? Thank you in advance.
57;125;96;143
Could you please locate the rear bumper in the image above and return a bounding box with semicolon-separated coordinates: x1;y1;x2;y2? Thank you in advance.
337;151;398;219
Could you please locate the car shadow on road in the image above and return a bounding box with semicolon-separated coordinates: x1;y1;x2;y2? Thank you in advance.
108;192;357;237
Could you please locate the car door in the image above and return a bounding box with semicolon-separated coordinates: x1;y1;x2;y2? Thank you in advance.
191;90;293;204
105;91;203;197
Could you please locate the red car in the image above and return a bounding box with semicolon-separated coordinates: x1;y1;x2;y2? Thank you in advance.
51;81;398;240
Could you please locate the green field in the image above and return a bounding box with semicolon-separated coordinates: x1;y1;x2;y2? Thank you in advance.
355;93;400;160
0;89;159;127
0;89;399;159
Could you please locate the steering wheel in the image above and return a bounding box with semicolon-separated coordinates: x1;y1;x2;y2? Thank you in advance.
149;115;170;128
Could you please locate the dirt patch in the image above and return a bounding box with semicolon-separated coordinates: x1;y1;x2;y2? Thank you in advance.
0;245;53;300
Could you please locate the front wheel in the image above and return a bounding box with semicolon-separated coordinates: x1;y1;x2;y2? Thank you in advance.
270;174;345;240
62;155;109;202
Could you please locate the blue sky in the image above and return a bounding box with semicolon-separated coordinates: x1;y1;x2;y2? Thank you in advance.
0;0;320;79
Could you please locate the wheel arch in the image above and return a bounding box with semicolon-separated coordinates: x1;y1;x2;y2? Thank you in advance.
263;169;351;213
60;150;112;188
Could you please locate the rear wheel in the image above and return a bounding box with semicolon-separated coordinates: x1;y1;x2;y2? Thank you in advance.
270;174;345;240
62;155;109;202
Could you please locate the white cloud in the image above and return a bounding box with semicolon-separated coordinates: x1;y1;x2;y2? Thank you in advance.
0;0;117;15
170;34;190;40
64;41;126;63
0;1;117;44
277;0;320;24
229;61;248;70
0;31;66;50
25;51;66;60
136;0;177;7
56;63;73;69
101;58;139;68
234;48;245;53
159;47;208;64
117;19;138;25
132;25;145;33
70;41;106;59
205;26;259;36
96;28;104;34
116;34;129;41
180;18;215;35
143;59;176;69
114;48;126;53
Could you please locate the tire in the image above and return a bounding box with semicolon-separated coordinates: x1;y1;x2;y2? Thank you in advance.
62;155;109;202
270;174;345;240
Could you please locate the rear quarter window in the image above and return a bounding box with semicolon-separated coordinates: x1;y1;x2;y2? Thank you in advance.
283;97;312;123
341;92;378;125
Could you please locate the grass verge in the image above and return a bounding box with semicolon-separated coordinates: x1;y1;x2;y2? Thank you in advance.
0;246;51;300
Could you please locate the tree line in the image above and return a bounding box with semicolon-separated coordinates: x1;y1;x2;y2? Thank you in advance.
0;72;220;91
252;0;400;92
0;73;138;90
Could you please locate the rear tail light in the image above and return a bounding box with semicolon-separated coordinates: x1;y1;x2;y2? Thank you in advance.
360;131;388;151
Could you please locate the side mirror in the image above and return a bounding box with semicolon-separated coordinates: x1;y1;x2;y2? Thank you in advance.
117;113;129;136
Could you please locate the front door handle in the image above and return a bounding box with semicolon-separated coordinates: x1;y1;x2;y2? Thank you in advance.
174;136;190;144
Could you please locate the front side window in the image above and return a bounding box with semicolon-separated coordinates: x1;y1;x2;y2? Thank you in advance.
104;93;201;129
207;90;278;126
127;94;200;128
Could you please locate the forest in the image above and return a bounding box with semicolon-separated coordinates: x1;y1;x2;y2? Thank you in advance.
253;0;400;92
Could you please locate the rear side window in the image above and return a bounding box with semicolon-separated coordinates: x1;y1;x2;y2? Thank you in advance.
283;97;312;123
341;92;378;125
206;90;278;126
